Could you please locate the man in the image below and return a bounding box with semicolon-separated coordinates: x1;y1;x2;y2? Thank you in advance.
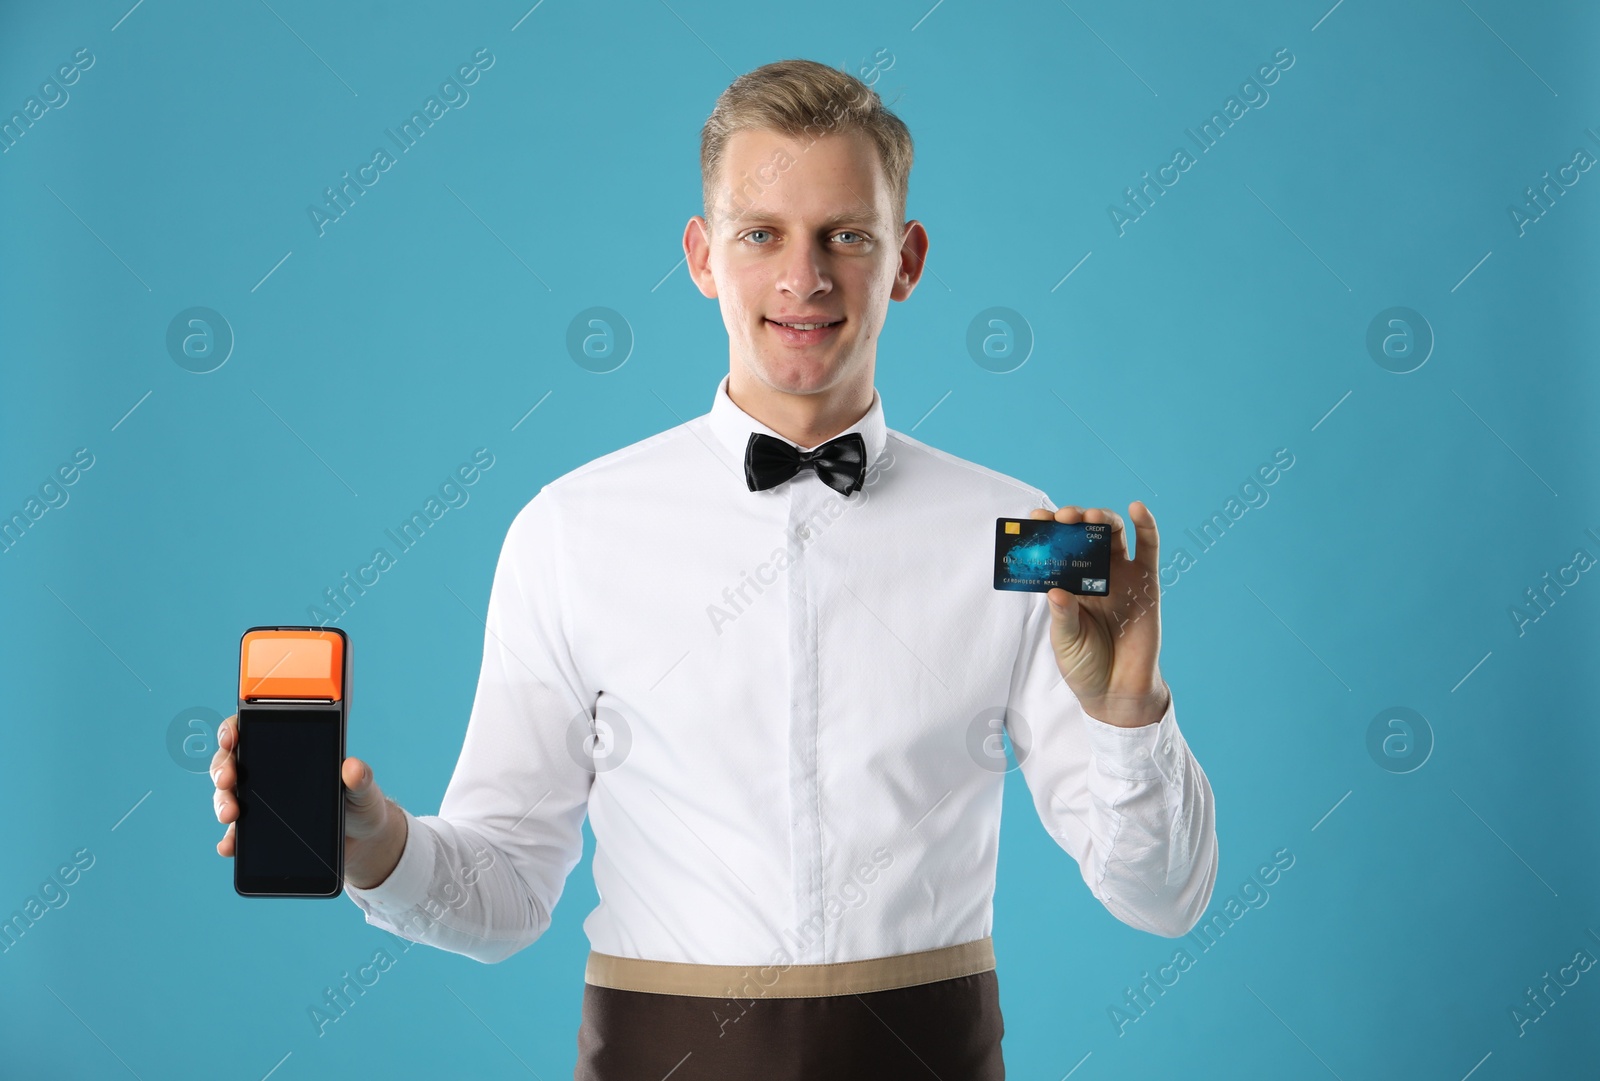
212;58;1217;1078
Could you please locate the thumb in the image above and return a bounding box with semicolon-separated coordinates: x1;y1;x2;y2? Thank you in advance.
1047;588;1079;641
342;757;387;823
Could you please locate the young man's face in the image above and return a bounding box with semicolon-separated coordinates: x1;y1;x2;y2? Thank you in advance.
686;127;927;401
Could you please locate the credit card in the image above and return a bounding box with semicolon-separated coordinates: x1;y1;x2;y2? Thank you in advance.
993;518;1111;595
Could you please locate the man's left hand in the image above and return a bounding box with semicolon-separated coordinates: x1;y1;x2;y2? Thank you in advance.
1029;500;1170;729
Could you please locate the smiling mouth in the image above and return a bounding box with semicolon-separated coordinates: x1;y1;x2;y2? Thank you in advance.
766;318;843;330
765;318;844;346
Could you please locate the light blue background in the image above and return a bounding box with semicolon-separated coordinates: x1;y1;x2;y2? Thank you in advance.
3;1;1597;1077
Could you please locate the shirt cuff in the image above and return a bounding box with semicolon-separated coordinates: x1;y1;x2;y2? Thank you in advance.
344;805;437;913
1080;693;1180;781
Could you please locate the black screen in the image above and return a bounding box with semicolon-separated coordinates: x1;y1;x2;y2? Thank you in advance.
236;707;342;894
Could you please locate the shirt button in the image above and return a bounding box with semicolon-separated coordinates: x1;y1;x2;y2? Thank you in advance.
797;525;810;539
1162;738;1173;754
1138;747;1150;758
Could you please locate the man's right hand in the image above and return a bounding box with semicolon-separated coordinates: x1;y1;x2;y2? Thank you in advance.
210;713;408;889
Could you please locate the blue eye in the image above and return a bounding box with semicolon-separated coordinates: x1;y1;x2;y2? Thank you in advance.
740;230;868;246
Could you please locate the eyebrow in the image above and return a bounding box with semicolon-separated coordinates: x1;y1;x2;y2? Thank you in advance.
723;203;883;228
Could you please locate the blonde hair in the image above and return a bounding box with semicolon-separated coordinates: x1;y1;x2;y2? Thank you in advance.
700;58;914;236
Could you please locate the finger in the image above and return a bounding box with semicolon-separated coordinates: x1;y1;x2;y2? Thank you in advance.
1081;506;1130;562
1052;505;1084;524
1127;500;1160;571
211;715;237;790
214;714;240;856
210;716;233;772
210;755;234;793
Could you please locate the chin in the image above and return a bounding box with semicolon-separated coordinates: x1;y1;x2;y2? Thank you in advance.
754;355;841;394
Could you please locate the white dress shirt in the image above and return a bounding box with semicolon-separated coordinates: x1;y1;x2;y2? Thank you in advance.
345;373;1218;967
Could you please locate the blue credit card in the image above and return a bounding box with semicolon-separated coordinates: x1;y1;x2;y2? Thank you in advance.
993;518;1111;595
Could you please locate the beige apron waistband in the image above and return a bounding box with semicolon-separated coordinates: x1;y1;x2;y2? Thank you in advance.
584;935;995;999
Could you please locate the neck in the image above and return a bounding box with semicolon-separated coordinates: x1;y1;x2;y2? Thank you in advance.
727;366;874;450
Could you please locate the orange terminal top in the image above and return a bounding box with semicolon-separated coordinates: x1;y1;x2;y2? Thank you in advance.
239;629;344;701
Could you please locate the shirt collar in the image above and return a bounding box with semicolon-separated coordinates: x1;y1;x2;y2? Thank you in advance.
706;371;888;469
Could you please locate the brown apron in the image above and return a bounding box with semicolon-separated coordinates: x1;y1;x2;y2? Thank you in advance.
573;938;1005;1079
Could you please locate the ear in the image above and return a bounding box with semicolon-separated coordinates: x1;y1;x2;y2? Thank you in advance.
683;215;719;300
890;220;929;302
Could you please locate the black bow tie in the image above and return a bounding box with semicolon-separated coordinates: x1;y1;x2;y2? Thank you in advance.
744;430;867;497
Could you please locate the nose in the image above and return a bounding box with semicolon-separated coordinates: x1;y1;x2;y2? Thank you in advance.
775;235;831;300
